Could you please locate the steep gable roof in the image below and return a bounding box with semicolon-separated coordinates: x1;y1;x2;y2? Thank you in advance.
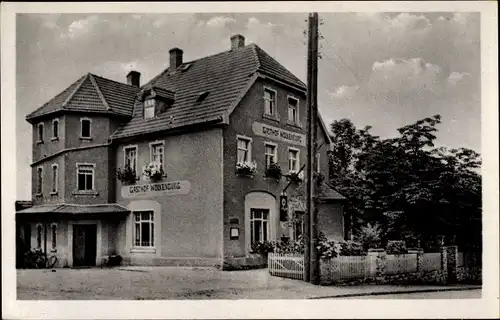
26;73;139;122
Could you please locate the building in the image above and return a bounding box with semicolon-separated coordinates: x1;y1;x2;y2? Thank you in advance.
16;34;346;269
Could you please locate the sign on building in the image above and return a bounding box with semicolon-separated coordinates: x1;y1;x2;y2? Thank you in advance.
280;195;288;221
252;122;306;147
121;180;191;198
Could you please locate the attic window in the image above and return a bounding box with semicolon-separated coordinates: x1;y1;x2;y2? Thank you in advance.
144;99;156;119
180;63;192;72
196;91;210;103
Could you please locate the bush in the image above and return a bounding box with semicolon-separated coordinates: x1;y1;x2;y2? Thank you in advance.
116;165;137;185
265;162;282;179
386;240;408;255
356;223;383;251
251;241;275;257
340;241;366;256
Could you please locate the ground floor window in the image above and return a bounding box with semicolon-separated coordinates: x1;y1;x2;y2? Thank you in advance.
293;211;304;241
250;209;269;243
36;224;42;248
51;223;57;250
133;211;154;247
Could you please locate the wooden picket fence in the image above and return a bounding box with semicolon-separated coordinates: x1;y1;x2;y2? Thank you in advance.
385;254;418;275
330;255;371;280
268;253;304;280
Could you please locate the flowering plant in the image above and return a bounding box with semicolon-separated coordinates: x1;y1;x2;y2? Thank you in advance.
141;161;165;182
235;161;257;176
286;170;304;183
265;162;282;179
116;165;137;185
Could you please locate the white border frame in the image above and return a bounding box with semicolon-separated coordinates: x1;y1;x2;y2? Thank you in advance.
75;162;96;191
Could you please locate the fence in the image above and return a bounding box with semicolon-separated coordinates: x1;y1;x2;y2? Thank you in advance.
421;253;442;272
330;256;370;280
457;252;464;267
268;253;304;280
385;254;418;275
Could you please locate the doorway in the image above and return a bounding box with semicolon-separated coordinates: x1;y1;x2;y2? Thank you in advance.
72;224;97;267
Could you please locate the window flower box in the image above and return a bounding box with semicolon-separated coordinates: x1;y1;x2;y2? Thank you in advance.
141;161;166;182
265;162;282;180
285;171;304;183
116;165;138;185
236;161;257;176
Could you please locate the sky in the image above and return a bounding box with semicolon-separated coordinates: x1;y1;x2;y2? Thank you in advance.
16;12;481;200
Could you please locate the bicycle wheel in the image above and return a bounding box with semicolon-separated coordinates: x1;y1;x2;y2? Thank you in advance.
35;255;46;269
47;255;58;268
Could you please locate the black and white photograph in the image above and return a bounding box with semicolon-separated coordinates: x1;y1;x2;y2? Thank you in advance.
1;1;498;319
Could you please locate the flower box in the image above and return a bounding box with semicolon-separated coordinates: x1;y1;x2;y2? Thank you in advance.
265;162;282;180
116;165;138;185
142;161;166;182
236;161;257;176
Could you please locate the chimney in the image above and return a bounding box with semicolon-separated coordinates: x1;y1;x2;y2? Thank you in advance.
169;47;183;70
230;34;245;50
126;71;141;87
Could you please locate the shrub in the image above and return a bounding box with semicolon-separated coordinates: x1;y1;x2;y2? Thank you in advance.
339;241;366;256
251;241;275;257
235;161;257;176
356;223;383;251
386;240;408;255
141;161;165;182
116;165;137;185
265;162;282;179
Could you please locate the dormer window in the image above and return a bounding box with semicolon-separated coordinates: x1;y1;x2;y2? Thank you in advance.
144;99;156;119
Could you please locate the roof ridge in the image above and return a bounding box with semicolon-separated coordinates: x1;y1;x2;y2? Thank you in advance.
61;73;88;108
88;73;110;110
89;73;138;89
250;43;262;70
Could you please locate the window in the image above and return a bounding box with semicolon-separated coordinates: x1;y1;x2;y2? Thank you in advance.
288;148;299;172
263;88;276;116
237;136;252;163
36;167;43;194
250;209;269;244
133;211;154;247
80;118;91;138
51;164;58;193
144;99;156;119
37;123;44;142
265;143;277;169
316;152;321;173
77;164;94;191
288;97;299;124
293;211;304;241
150;142;164;168
51;223;57;250
52;119;59;139
124;146;138;172
36;224;42;248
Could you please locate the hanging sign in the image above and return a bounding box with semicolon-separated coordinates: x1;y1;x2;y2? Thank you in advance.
252;122;306;147
280;195;288;222
122;180;191;198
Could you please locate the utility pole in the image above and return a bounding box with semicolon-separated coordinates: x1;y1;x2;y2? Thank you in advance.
309;12;320;285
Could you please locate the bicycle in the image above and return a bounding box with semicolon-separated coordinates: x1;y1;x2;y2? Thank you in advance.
23;249;58;269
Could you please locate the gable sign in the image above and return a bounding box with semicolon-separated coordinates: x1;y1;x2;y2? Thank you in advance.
252;122;306;147
122;180;191;198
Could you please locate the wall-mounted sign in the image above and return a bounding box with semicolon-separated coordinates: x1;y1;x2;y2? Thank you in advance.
121;180;191;198
230;227;239;240
252;122;306;147
280;195;288;222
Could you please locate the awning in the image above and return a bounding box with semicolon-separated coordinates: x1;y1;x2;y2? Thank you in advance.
16;203;130;217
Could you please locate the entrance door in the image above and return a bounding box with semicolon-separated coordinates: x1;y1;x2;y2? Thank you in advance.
73;224;97;267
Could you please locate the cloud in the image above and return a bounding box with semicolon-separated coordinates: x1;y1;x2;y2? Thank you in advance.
205;16;235;28
387;13;431;32
447;71;470;85
327;85;359;99
61;15;99;39
452;12;471;25
40;14;61;30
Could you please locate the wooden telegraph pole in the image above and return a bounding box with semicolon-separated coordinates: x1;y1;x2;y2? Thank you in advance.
304;12;319;283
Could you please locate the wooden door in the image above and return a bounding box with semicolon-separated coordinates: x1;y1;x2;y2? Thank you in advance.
73;225;97;267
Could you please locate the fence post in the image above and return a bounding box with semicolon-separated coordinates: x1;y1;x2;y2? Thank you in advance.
367;249;378;278
446;245;458;284
439;246;448;284
375;250;387;278
414;248;424;273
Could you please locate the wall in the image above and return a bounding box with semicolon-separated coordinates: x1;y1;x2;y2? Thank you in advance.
318;202;344;241
31;115;67;164
115;128;224;265
64;114;112;149
31;155;65;206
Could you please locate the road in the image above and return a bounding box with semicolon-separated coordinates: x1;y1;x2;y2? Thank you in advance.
338;289;481;299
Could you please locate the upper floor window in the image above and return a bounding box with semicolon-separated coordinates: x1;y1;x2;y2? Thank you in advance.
150;142;164;168
288;97;299;124
52;119;59;139
265;143;277;169
37;123;44;143
144;99;156;119
237;136;252;164
263;88;277;117
80;118;91;139
77;163;94;191
36;167;43;194
288;148;300;173
124;146;138;172
51;164;58;194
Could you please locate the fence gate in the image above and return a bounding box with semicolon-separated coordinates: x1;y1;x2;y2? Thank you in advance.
268;253;304;280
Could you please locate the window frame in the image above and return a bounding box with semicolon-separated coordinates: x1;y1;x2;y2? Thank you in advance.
132;211;155;249
123;145;139;173
52;118;59;140
36;166;43;195
236;135;252;164
51;164;58;194
250;209;269;244
76;163;95;192
292;211;305;241
263;86;278;118
149;140;165;170
288;147;300;173
144;99;156;119
264;141;278;169
37;123;44;144
50;223;58;251
80;117;92;139
287;95;300;125
316;152;321;173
